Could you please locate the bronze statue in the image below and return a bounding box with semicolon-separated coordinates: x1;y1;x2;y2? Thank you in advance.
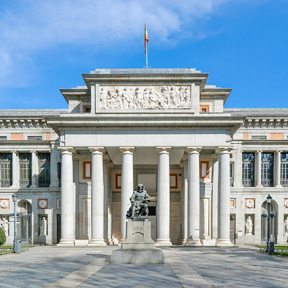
126;184;154;219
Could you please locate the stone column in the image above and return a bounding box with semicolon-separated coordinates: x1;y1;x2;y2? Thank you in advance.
89;147;106;245
211;154;218;240
156;147;172;246
181;155;188;244
274;151;282;187
57;147;75;246
31;151;38;187
255;151;262;187
105;159;114;245
233;144;243;187
120;147;135;241
185;147;202;246
216;147;233;246
11;151;19;187
50;141;59;187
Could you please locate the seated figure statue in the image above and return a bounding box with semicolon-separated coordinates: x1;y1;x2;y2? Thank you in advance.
126;184;154;219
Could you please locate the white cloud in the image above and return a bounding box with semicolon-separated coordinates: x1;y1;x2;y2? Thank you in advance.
0;0;258;88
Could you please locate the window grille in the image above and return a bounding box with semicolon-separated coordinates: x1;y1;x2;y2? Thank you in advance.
19;153;31;187
38;153;50;187
261;153;273;187
251;135;267;140
281;153;288;186
242;153;254;187
0;153;12;187
28;136;42;140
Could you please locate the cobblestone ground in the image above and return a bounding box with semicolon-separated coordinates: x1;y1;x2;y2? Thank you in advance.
0;245;287;287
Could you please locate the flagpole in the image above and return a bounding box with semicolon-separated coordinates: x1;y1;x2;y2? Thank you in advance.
146;46;148;69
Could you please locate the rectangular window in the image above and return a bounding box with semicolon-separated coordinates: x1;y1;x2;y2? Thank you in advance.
19;153;31;187
83;161;91;179
251;135;267;140
0;136;7;140
281;153;288;186
230;163;234;187
28;136;42;140
38;153;50;187
0;153;12;187
200;161;209;178
261;153;273;187
200;105;209;113
242;153;255;187
83;106;91;113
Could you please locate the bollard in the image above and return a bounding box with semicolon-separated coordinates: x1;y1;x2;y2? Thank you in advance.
15;239;22;254
268;241;274;255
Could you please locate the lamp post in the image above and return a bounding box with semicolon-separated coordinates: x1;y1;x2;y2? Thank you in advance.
263;194;274;254
12;193;17;251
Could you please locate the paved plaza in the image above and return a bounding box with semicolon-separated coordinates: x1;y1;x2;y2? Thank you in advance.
0;245;287;287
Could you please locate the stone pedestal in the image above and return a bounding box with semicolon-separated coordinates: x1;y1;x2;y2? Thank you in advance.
110;219;165;264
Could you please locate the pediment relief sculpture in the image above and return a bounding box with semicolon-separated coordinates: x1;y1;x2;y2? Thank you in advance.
99;85;191;110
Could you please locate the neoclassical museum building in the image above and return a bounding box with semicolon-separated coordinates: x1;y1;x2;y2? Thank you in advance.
0;68;288;246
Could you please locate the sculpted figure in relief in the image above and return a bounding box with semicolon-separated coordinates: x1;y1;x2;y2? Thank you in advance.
40;216;47;236
99;85;191;110
245;216;253;235
1;216;9;236
284;216;288;235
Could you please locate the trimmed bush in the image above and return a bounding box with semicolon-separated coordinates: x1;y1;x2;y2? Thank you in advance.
0;228;6;246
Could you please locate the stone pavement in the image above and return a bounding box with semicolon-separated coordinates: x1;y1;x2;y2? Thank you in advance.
0;245;287;287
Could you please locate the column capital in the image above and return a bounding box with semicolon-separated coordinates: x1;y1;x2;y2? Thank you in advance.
182;154;188;161
156;146;172;153
11;150;18;155
215;146;233;154
104;153;111;161
89;147;105;154
57;146;75;154
275;150;282;154
30;150;38;155
119;147;135;153
256;150;263;153
186;147;202;154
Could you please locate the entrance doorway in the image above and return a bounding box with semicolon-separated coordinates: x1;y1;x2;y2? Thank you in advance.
18;200;32;244
261;200;278;244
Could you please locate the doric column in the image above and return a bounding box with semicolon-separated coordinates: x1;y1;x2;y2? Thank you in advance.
11;151;19;187
57;147;75;246
211;154;219;240
185;147;202;246
104;157;113;244
216;147;233;246
274;151;282;187
156;147;172;246
30;151;38;187
120;147;135;241
89;147;106;245
50;141;59;187
255;151;262;187
233;144;243;187
181;155;188;244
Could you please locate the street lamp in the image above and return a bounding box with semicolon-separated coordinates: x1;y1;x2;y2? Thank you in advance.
12;193;17;251
263;194;275;254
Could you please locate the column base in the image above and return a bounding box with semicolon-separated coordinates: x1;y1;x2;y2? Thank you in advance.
57;239;75;246
216;239;233;247
155;239;172;247
201;239;216;246
255;184;263;188
88;239;107;246
275;184;282;188
185;238;202;246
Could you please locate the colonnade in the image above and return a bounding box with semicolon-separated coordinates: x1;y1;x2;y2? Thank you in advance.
58;145;233;246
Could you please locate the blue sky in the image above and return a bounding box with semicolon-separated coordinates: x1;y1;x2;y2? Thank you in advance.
0;0;287;109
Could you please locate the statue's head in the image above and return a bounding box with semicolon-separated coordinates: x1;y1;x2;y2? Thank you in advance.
137;184;145;192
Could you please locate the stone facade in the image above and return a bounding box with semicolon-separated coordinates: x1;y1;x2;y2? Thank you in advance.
0;68;288;246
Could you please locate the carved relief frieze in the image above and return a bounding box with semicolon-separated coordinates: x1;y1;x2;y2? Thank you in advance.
98;85;191;110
